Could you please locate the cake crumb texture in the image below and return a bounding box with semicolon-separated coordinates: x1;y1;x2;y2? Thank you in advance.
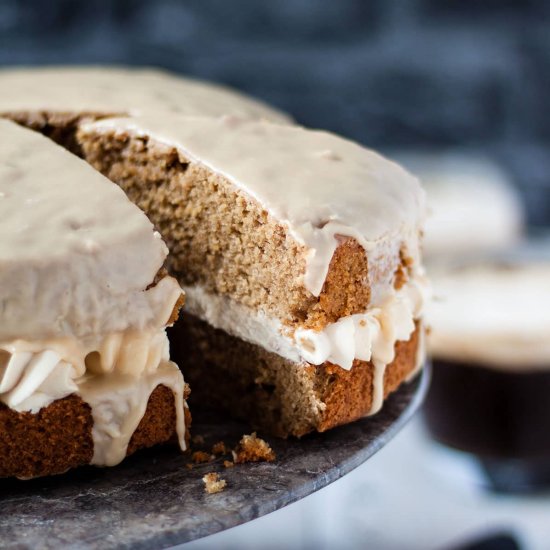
172;315;420;437
0;385;189;479
5;110;115;155
234;432;276;463
212;441;228;455
77;129;409;330
203;472;227;494
192;450;213;464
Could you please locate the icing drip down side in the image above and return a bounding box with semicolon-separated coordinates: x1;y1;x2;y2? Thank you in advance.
80;361;185;466
0;329;187;466
293;275;425;415
294;276;425;369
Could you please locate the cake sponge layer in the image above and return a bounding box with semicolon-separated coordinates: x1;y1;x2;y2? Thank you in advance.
0;384;190;479
76;124;420;332
170;315;420;437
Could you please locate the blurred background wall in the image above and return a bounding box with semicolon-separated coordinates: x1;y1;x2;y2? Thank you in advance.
1;0;549;225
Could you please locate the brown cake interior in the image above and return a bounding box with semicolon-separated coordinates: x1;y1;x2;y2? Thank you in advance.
0;385;191;479
171;316;419;437
4;111;106;154
2;111;407;328
77;128;382;329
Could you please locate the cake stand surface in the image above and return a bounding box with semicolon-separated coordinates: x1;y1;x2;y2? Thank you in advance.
1;365;429;549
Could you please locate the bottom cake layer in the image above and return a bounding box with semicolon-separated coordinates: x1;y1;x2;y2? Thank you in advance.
170;315;422;438
0;385;190;479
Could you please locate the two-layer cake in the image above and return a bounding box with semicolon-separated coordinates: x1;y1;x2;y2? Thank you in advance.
0;119;188;478
77;114;427;437
0;67;427;477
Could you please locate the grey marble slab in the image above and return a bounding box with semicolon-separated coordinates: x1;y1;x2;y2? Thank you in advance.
0;365;429;550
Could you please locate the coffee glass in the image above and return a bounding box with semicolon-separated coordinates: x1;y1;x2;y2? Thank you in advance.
424;247;550;492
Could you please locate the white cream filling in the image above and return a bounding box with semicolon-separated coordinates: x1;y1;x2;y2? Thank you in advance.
0;329;186;467
184;272;427;416
0;350;81;413
186;275;426;369
290;276;425;416
183;285;303;363
294;277;424;370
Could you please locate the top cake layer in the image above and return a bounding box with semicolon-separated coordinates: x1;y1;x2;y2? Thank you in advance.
0;119;181;342
0;66;289;122
83;114;425;297
429;262;550;370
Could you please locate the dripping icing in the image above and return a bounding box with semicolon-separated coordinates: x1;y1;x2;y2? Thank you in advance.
0;329;187;466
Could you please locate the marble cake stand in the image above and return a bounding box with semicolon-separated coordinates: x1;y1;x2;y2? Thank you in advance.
1;365;430;549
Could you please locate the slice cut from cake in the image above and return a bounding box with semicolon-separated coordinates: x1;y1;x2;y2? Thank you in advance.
76;114;428;437
0;66;290;153
0;119;188;478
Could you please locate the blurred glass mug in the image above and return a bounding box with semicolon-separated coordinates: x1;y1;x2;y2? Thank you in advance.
423;245;550;492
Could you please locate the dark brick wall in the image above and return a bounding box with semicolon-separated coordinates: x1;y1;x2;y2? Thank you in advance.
0;0;549;225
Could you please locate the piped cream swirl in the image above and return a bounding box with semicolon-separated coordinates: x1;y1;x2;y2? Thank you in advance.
0;328;187;466
294;275;425;370
0;350;80;413
184;267;427;405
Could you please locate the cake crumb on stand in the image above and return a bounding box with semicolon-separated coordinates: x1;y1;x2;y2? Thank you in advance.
192;450;213;464
234;432;276;464
212;441;228;455
192;434;205;446
202;472;227;494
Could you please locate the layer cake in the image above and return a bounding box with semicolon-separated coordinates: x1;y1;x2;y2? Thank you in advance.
0;66;428;454
76;114;428;437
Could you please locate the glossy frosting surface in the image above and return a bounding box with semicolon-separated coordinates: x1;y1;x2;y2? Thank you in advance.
0;119;181;341
0;66;289;122
85;115;425;296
